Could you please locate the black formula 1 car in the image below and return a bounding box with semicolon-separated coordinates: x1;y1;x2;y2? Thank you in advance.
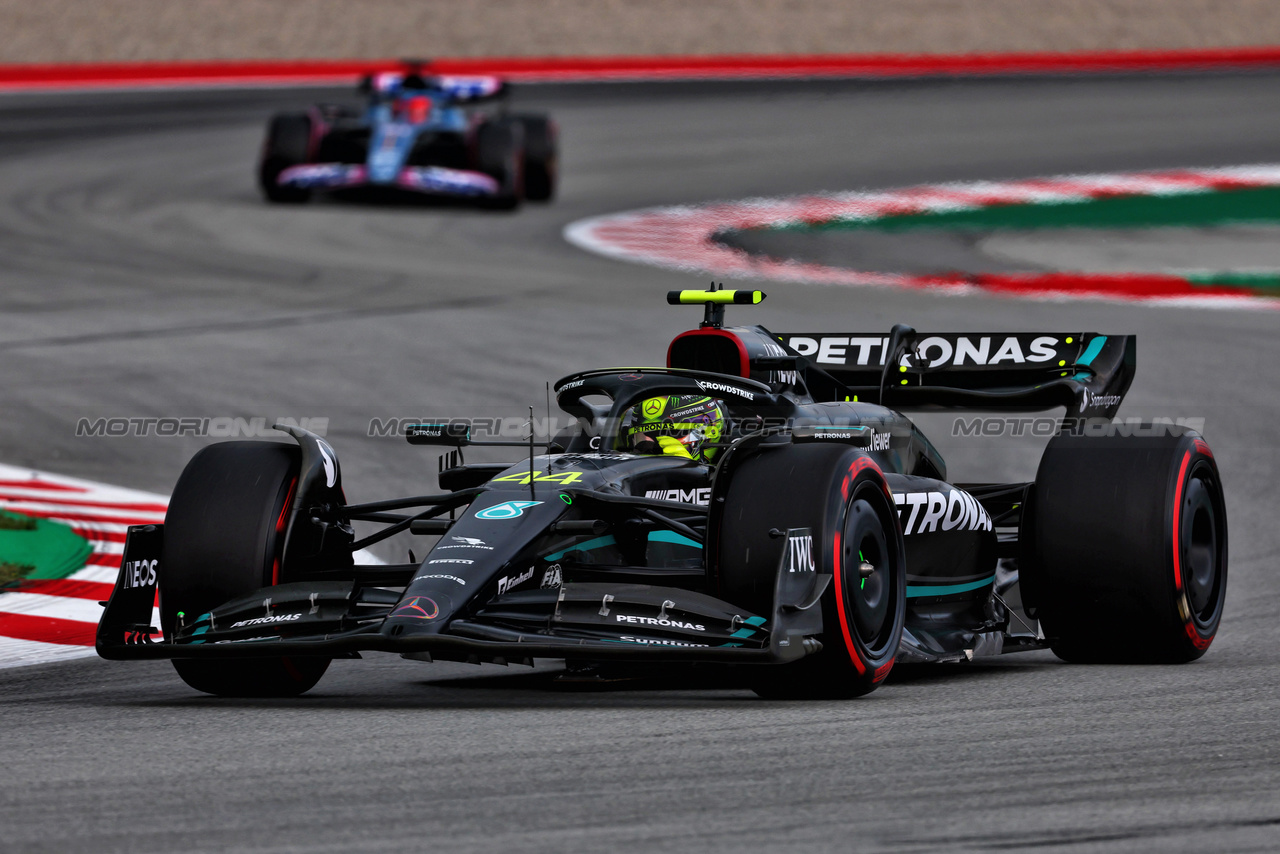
257;64;556;208
98;290;1228;699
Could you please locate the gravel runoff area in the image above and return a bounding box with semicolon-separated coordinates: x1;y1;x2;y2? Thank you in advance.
4;0;1280;64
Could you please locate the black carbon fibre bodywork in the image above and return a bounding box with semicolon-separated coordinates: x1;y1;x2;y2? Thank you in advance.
100;307;1148;671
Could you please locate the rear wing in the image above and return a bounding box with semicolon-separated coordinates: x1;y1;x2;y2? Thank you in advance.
775;327;1135;418
360;70;507;102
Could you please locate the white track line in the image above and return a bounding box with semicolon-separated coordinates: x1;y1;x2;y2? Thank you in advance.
0;592;108;623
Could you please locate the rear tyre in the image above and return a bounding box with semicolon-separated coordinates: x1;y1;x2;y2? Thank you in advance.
161;441;330;696
258;113;314;203
512;114;558;202
1029;426;1227;663
475;119;524;210
717;444;906;699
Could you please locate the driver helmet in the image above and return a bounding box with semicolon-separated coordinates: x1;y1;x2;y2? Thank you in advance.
621;395;727;461
395;94;433;123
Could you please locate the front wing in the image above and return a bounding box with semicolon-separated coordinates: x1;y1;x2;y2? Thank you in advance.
277;163;501;197
96;525;829;667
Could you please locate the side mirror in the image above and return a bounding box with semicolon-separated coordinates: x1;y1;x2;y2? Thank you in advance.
406;421;471;447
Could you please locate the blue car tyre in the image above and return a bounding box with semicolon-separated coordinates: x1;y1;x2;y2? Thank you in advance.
258;113;314;204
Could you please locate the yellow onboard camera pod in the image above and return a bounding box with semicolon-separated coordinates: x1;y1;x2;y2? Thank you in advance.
667;287;766;327
666;290;765;305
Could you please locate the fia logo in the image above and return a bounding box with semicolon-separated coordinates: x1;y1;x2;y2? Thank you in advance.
541;564;563;589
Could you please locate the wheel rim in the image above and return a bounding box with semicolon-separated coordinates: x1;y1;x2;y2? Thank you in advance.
841;495;894;654
1181;468;1224;625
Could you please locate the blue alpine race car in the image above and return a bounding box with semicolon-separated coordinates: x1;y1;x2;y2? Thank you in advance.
258;66;557;208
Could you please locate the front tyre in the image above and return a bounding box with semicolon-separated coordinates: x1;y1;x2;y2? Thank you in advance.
475;119;524;210
161;441;330;696
716;444;906;699
258;113;314;204
1029;426;1227;663
512;114;558;202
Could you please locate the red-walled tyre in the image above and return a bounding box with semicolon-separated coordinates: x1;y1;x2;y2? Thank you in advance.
1028;426;1227;663
716;443;906;699
162;442;330;696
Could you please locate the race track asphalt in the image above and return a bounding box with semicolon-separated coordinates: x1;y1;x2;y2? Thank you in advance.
1;75;1279;853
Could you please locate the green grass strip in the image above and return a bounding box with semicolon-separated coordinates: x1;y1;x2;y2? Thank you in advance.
1184;271;1280;290
773;186;1280;233
0;510;93;586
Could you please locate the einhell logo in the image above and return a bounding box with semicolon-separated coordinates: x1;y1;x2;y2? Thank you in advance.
496;566;535;595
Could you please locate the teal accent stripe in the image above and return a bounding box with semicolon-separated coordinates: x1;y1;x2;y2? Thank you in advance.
543;530;700;561
730;616;768;638
906;574;995;598
542;535;617;562
646;530;702;549
1077;336;1107;367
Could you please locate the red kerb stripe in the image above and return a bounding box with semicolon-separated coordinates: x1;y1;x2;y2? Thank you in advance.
0;494;168;513
4;47;1280;91
13;579;115;601
0;613;95;646
4;508;163;526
